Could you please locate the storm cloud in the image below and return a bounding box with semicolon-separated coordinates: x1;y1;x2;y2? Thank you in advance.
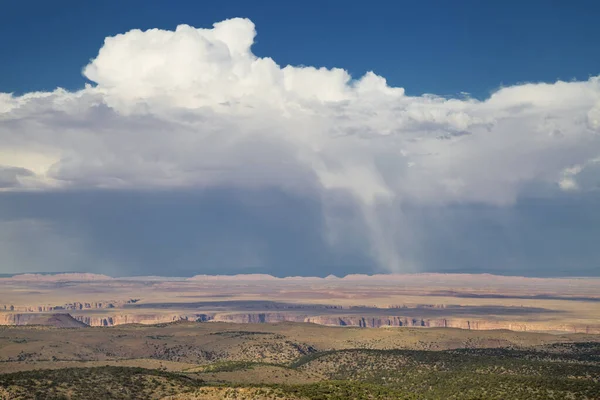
1;18;599;276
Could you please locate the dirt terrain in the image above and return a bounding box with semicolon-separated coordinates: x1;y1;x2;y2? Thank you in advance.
0;322;599;399
1;321;598;372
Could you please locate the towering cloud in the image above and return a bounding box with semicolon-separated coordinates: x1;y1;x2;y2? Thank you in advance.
1;18;599;274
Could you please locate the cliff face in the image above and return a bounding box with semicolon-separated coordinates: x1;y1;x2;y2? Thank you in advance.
1;300;137;312
72;313;197;326
301;316;533;331
2;305;56;312
219;314;600;334
210;313;304;324
2;312;598;334
0;313;44;325
0;313;87;328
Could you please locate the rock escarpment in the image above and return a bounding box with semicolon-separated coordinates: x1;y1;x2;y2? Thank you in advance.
1;299;139;312
2;311;598;334
0;313;87;328
73;313;200;327
212;313;600;333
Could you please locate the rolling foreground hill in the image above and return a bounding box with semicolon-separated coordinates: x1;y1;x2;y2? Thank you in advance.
0;322;599;399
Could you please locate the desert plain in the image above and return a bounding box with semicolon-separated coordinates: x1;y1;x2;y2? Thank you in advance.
1;272;599;333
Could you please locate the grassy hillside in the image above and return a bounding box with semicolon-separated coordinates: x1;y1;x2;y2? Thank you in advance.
0;366;203;400
1;343;599;399
288;346;600;399
2;322;599;372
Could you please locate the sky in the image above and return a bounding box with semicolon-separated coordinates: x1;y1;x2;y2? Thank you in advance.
0;1;599;277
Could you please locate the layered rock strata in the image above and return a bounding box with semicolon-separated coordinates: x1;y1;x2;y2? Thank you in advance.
1;312;599;334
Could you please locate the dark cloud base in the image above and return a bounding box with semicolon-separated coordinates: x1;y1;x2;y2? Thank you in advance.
0;189;599;277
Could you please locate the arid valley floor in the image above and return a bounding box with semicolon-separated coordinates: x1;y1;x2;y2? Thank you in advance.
1;273;599;399
2;273;600;333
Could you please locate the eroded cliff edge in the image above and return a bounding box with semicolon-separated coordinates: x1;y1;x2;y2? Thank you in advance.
1;311;599;334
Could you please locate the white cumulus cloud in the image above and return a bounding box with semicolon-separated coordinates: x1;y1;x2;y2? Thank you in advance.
1;18;599;272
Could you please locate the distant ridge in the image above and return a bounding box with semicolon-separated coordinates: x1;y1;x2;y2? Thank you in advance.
0;271;83;278
1;272;598;283
3;273;113;282
3;313;88;328
184;273;598;283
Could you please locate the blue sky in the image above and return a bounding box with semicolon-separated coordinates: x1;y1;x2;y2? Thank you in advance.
2;0;599;98
1;1;600;277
